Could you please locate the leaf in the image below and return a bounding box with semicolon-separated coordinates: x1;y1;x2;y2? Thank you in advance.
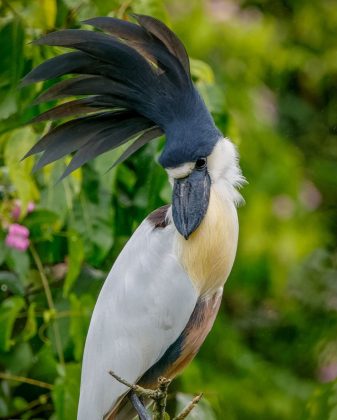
39;160;82;224
63;232;84;297
21;303;37;341
0;240;6;265
0;91;18;120
0;342;34;374
0;19;24;90
5;249;30;283
29;345;58;382
25;209;62;241
0;271;24;295
41;0;57;29
0;296;25;351
52;363;81;420
0;18;24;120
132;0;168;21
4;127;39;214
69;294;93;361
190;58;214;84
23;0;57;30
71;188;114;265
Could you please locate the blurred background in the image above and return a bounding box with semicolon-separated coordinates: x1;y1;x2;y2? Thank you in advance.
0;0;336;419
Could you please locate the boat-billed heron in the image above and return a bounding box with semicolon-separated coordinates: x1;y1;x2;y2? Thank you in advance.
22;14;245;420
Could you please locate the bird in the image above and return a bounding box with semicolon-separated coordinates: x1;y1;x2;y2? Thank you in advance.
22;14;245;420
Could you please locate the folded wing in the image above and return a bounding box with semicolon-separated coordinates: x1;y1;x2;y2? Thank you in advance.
78;212;198;420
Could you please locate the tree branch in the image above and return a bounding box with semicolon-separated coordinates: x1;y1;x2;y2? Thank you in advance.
0;372;53;390
173;393;203;420
30;244;65;367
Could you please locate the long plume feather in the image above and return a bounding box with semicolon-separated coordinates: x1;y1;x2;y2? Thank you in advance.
23;14;218;172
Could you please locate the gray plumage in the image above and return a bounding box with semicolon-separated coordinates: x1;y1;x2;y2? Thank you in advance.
22;14;220;174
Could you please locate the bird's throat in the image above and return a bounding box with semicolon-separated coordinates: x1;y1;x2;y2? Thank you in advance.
176;187;238;296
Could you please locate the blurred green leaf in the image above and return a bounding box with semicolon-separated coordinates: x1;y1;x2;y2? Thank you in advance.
0;18;24;119
190;58;215;84
29;345;58;383
52;363;81;420
0;296;25;351
0;342;34;375
0;271;24;295
5;248;30;282
69;294;93;361
63;233;84;297
4;127;39;213
25;209;62;241
21;303;37;341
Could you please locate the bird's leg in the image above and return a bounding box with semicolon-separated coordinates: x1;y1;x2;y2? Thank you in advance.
152;377;171;420
128;392;151;420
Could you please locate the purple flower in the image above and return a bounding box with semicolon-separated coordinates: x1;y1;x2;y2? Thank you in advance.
5;223;30;252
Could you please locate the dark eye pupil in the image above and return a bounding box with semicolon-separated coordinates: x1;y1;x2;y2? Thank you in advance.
195;158;206;169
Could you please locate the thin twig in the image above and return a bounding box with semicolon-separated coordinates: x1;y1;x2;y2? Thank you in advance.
173;393;203;420
108;371;154;398
0;372;53;390
0;393;50;420
30;244;65;366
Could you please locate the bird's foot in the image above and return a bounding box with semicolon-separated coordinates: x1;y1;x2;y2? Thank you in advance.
108;370;202;420
109;371;170;419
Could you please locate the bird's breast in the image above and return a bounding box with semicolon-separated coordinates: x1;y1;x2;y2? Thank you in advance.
175;187;238;296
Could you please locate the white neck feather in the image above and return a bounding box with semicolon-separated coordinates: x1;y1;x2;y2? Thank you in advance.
207;137;246;207
170;137;245;296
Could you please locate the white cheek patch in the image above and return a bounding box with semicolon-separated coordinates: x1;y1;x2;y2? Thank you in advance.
207;138;246;205
207;139;233;176
166;162;195;179
207;138;242;181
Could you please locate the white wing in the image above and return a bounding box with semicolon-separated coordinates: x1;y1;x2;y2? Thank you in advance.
77;216;198;420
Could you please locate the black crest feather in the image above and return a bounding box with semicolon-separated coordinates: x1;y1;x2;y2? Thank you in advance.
23;14;220;176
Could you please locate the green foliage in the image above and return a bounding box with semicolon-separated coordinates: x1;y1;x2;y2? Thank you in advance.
0;0;336;419
0;296;25;351
52;364;81;420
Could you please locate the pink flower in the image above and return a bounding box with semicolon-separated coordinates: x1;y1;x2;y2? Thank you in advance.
5;223;30;252
11;200;35;221
8;223;29;238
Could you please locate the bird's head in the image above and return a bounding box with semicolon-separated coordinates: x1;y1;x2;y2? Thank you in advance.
163;135;242;239
22;14;243;237
157;95;220;239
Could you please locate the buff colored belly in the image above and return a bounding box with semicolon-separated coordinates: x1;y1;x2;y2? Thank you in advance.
176;187;238;296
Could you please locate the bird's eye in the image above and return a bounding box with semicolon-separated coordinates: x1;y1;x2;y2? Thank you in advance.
195;157;207;170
